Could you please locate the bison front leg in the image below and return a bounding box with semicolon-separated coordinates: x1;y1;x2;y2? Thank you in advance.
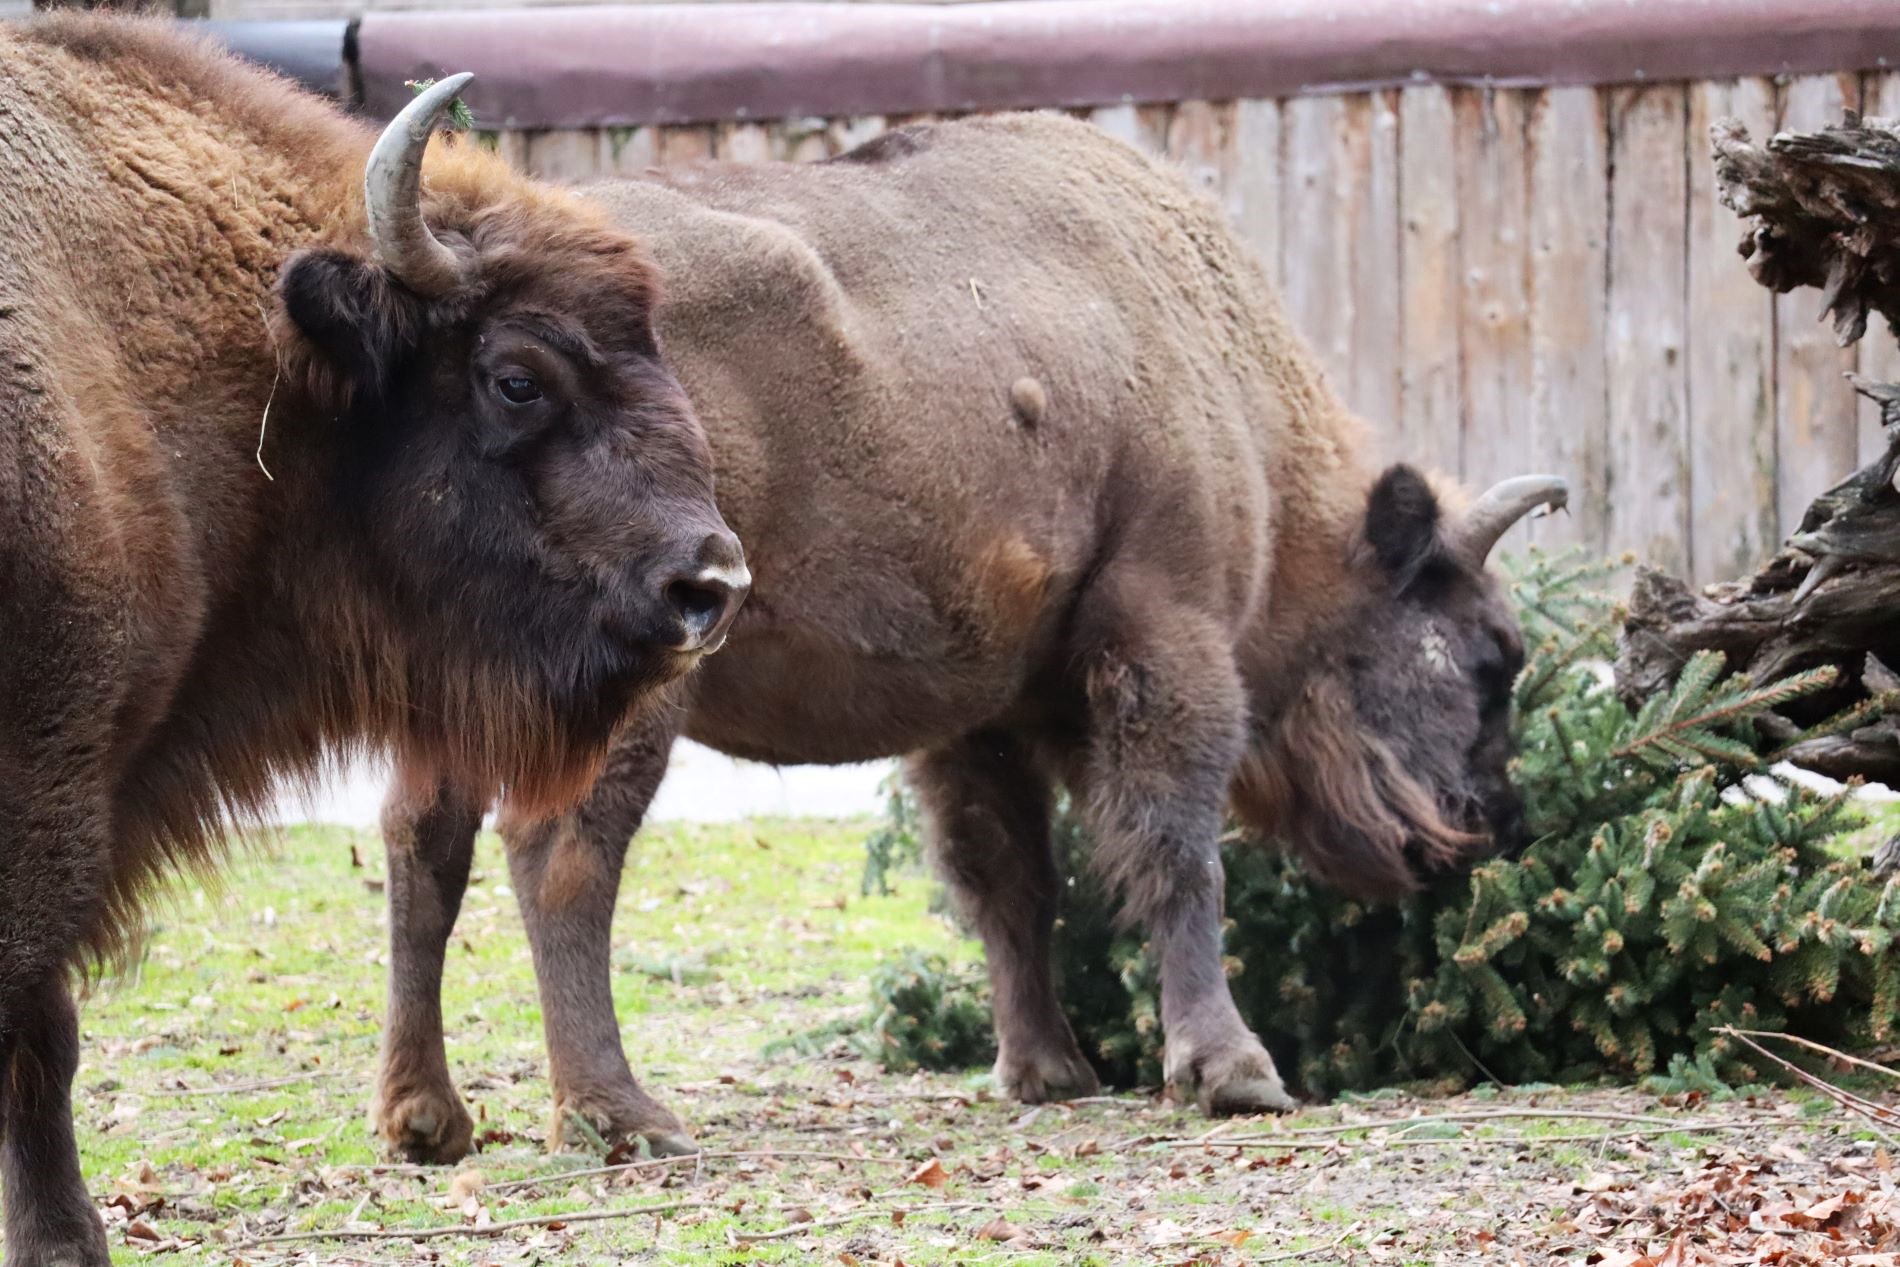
1070;581;1295;1116
2;975;111;1267
371;770;483;1164
502;710;696;1157
909;733;1099;1104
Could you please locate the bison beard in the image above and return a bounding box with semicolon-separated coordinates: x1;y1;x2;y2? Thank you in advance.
367;114;1564;1162
1238;675;1485;902
0;18;739;1263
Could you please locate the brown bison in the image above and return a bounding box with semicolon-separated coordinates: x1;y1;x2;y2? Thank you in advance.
370;115;1565;1163
0;18;742;1262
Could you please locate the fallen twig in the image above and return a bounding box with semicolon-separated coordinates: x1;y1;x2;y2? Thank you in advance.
731;1201;986;1244
250;1199;712;1246
1158;1106;1726;1147
1716;1026;1900;1145
1255;1230;1357;1263
1391;1122;1757;1147
1173;1121;1760;1153
1724;1027;1900;1083
164;1071;341;1097
483;1148;911;1196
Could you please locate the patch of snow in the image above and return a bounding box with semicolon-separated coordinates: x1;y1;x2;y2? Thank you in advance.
266;742;894;827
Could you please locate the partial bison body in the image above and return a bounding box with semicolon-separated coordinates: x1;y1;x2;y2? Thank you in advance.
0;18;739;1262
373;115;1564;1160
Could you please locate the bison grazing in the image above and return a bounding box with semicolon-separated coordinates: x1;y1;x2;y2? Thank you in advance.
370;114;1565;1162
0;18;741;1262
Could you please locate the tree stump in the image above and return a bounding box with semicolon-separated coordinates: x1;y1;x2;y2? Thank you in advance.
1616;113;1900;785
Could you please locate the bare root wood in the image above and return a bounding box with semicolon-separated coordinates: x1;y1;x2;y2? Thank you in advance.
1633;112;1900;784
1713;111;1900;347
1616;385;1900;785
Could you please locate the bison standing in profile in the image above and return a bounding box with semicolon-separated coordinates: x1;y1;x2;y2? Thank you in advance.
0;18;744;1263
370;116;1565;1161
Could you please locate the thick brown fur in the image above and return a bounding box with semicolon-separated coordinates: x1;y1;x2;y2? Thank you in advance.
375;114;1538;1162
0;18;737;1260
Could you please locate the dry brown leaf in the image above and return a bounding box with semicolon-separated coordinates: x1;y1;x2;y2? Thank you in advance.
908;1158;948;1189
1592;1250;1645;1267
448;1168;485;1203
978;1215;1027;1243
1798;1192;1845;1223
1211;1228;1252;1248
1652;1233;1691;1267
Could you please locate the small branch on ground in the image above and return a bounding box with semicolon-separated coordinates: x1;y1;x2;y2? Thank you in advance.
1716;1026;1900;1145
731;1201;988;1244
483;1148;911;1196
1157;1106;1734;1148
249;1199;712;1246
1723;1027;1900;1082
1165;1122;1760;1154
164;1071;341;1097
1255;1230;1359;1264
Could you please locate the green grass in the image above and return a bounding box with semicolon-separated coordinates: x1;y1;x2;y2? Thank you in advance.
76;819;979;1261
49;818;1874;1264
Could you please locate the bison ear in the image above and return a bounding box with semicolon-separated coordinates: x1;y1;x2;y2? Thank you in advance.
1364;464;1449;591
277;249;423;403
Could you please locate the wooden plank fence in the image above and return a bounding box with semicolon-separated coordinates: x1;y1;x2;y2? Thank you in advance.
480;73;1900;580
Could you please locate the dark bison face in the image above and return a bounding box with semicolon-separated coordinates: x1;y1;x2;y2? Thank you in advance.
1260;465;1564;901
271;78;745;810
281;247;743;677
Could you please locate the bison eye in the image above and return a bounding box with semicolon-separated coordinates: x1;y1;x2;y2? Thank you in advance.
494;374;543;406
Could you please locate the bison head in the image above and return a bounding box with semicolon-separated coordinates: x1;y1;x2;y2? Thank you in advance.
272;77;746;811
1244;466;1566;902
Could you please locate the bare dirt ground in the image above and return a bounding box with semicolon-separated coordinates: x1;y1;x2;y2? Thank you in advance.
55;822;1900;1265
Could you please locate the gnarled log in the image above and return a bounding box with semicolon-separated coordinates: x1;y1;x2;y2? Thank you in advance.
1616;111;1900;785
1616;386;1900;783
1713;112;1900;346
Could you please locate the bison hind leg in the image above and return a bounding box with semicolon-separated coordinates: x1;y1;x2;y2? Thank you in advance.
908;730;1099;1104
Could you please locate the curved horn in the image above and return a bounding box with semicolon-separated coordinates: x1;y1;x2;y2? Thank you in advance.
364;72;474;297
1452;475;1570;566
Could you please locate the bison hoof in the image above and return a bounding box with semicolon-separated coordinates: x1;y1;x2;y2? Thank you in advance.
21;1249;110;1267
994;1043;1101;1104
8;1209;111;1267
12;1235;111;1267
551;1089;698;1159
371;1082;476;1165
1166;1036;1297;1117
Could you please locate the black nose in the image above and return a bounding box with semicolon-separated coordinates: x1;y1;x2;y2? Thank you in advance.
661;531;749;652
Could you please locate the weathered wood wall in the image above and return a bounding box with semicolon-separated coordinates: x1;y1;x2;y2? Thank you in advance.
484;74;1897;580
